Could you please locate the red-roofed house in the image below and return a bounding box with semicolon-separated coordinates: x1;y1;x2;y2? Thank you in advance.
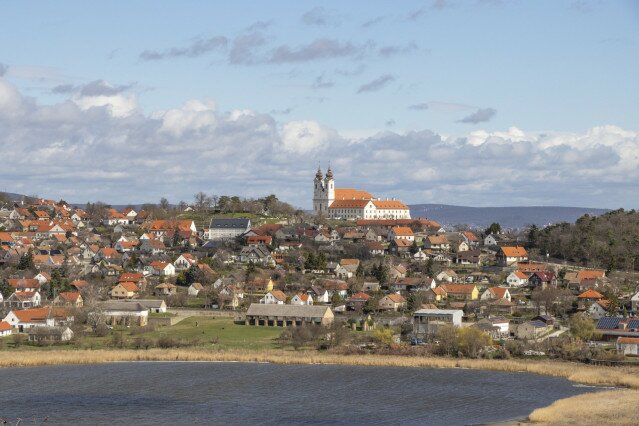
496;246;528;266
379;293;407;311
290;293;313;306
481;287;512;302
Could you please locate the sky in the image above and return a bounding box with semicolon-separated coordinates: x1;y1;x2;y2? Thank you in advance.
0;0;638;209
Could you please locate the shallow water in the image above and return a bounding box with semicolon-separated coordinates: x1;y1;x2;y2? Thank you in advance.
0;362;598;425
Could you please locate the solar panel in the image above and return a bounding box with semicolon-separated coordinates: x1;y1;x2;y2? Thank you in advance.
596;317;621;330
627;319;639;329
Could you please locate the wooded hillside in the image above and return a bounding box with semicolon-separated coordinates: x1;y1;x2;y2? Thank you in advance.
528;209;639;271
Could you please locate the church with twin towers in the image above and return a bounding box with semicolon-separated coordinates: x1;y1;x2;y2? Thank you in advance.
312;166;411;220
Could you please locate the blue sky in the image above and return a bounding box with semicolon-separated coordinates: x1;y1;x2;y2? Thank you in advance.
0;0;638;208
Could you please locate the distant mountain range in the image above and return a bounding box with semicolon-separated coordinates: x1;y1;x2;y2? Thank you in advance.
409;204;611;229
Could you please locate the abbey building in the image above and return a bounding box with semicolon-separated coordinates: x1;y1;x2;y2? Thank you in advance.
313;167;411;220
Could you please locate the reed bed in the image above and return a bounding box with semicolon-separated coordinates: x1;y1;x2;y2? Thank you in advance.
0;349;637;390
528;389;639;425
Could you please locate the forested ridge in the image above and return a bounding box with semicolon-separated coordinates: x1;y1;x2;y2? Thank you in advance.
528;209;639;271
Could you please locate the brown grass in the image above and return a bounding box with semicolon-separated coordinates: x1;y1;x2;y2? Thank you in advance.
0;349;637;389
528;389;639;425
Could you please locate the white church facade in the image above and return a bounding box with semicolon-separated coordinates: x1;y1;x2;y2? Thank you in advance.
313;167;411;220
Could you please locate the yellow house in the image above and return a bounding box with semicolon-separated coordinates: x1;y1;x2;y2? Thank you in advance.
110;282;139;299
440;284;479;301
244;277;274;296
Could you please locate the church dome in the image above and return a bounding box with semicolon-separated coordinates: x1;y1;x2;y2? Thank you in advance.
326;167;333;179
315;167;323;180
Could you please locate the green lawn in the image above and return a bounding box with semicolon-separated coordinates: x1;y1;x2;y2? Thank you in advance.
141;317;283;350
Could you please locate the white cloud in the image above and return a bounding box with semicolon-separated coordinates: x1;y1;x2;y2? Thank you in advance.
1;76;638;209
72;93;137;118
279;120;333;154
159;100;217;136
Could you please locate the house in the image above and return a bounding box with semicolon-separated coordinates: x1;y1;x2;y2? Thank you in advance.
361;281;380;292
245;304;334;327
506;271;529;287
188;282;205;297
239;245;273;266
365;241;385;256
588;300;611;320
97;301;149;326
440;284;479;301
335;259;359;279
632;290;639;312
595;317;639;341
424;286;447;303
484;234;504;246
378;294;406;311
3;307;71;332
413;309;463;336
461;231;479;247
616;337;639;355
54;292;83;308
481;287;511;302
0;321;13;337
132;299;167;314
154;283;177;296
318;279;349;299
28;326;74;343
139;239;167;255
486;298;515;316
424;235;450;252
390;264;407;280
3;291;42;309
308;286;330;304
260;290;287;305
244;277;275;296
577;289;604;310
149;261;176;277
389;238;412;256
206;218;251;240
528;271;557;289
346;292;369;311
174;253;197;271
388;226;414;242
436;269;458;283
8;278;40;292
34;272;51;285
290;293;313;306
454;249;481;266
516;320;552;340
110;282;140;299
476;317;510;339
496;246;528;266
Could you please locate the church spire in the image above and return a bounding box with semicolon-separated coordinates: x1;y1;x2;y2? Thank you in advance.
315;164;323;180
326;164;333;179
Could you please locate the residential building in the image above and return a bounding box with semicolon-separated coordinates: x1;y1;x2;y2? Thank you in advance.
413;309;463;336
206;218;251;241
245;304;334;327
496;246;528;266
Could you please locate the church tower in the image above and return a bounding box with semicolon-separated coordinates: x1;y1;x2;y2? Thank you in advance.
313;166;327;214
324;166;335;208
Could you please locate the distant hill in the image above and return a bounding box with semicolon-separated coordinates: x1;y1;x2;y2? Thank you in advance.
409;204;611;229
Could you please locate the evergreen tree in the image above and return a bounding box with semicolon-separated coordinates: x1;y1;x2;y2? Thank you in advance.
0;278;13;298
316;252;327;270
18;249;35;270
304;252;317;270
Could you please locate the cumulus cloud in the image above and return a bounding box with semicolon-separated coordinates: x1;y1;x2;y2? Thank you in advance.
2;77;639;209
457;107;496;123
357;74;395;93
279;120;334;154
140;36;228;60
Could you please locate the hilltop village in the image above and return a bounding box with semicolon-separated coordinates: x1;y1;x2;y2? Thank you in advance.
0;173;638;363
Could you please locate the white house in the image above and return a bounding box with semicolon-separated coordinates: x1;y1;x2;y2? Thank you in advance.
588;301;609;320
290;293;313;306
631;290;639;312
617;337;639;355
188;283;204;297
506;271;529;287
149;261;176;277
480;287;511;302
0;321;13;337
206;218;251;241
3;291;42;309
174;253;198;271
260;290;287;305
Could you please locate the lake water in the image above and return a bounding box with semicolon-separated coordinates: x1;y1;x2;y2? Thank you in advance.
0;362;599;425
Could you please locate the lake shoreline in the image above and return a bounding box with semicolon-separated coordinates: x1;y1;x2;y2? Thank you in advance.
0;349;637;424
